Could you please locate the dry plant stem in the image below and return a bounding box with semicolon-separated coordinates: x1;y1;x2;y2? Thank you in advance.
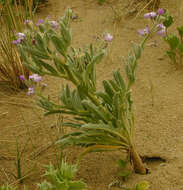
130;146;146;174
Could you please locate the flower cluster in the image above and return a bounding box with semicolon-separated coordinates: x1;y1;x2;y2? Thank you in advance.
49;20;58;29
13;32;26;45
156;23;166;36
13;17;59;45
35;19;44;27
20;74;46;95
138;8;166;37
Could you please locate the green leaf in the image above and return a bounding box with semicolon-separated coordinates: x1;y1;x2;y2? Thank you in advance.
118;170;131;177
39;60;58;75
134;44;142;59
38;24;45;33
51;35;66;57
18;47;28;62
166;50;176;63
95;91;112;105
82;100;109;122
24;46;51;60
84;62;94;85
163;15;174;28
45;110;77;116
68;181;87;190
53;57;66;74
34;33;47;53
177;26;183;37
60;22;72;47
113;69;126;90
31;56;44;71
22;62;42;75
164;34;179;50
116;159;127;169
91;49;105;64
178;43;183;53
102;80;114;98
109;79;120;92
135;181;149;190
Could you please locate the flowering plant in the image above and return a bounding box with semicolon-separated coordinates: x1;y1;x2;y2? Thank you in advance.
15;9;164;175
140;8;183;65
0;160;87;190
38;161;87;190
162;11;183;65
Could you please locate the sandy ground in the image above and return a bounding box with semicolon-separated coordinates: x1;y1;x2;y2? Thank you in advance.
0;0;183;189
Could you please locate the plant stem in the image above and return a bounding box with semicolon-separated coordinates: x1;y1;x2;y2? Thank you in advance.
130;146;146;174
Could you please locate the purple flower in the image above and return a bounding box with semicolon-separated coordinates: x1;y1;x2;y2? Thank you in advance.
49;21;58;29
104;33;113;42
13;33;26;45
72;15;78;20
157;23;166;37
158;8;164;15
144;12;157;19
36;19;44;27
20;75;25;81
157;29;166;36
12;39;21;45
29;74;42;82
157;23;165;30
144;13;151;19
42;83;47;87
17;33;26;40
27;87;34;96
150;12;157;18
138;26;149;36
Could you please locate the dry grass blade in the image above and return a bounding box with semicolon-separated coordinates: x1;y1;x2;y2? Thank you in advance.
0;0;32;90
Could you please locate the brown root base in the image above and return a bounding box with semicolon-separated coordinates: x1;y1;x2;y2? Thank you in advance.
130;147;147;175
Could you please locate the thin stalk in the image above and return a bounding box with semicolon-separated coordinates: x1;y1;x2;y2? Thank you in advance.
15;138;23;183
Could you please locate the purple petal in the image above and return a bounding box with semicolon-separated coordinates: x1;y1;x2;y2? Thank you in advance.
144;13;151;19
150;12;157;18
17;33;26;39
49;21;58;29
36;19;44;26
157;29;166;37
158;8;164;15
12;38;21;45
157;23;165;30
42;83;47;87
29;74;42;82
144;26;150;34
34;76;42;82
72;15;78;20
20;75;25;81
104;33;113;42
138;26;149;36
27;87;34;95
138;29;145;36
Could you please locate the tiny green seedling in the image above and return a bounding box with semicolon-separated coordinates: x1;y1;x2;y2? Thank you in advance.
116;159;131;181
98;0;106;5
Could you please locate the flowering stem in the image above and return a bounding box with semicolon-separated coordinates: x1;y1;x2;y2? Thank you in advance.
141;15;162;48
141;23;157;49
